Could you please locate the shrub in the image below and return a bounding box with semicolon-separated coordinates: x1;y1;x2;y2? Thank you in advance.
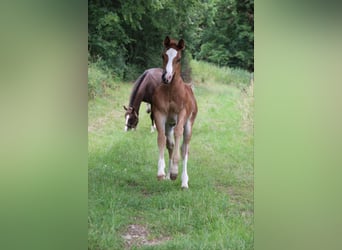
88;58;117;100
190;60;250;87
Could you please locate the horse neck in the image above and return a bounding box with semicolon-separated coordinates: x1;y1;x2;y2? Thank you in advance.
170;69;184;89
129;89;144;113
129;73;148;114
129;98;142;115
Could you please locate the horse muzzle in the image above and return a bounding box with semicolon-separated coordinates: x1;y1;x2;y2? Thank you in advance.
162;71;173;84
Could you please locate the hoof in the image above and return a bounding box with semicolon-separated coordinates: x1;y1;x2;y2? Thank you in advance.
157;175;165;181
170;173;178;180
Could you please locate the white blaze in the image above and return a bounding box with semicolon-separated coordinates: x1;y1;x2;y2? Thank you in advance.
165;48;177;83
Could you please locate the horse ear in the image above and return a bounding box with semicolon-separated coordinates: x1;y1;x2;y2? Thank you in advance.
123;105;128;111
164;36;171;47
177;39;185;50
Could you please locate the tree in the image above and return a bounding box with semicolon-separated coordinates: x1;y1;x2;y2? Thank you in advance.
88;0;254;80
196;0;254;71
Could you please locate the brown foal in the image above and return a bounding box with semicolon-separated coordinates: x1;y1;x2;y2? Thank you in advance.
152;36;198;188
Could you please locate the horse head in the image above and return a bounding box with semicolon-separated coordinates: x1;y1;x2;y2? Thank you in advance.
161;36;185;84
123;106;139;131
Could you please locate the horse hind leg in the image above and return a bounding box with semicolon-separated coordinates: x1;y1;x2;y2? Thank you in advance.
146;103;151;113
150;111;156;133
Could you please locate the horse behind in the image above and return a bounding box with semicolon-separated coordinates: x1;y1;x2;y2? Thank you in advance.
152;36;198;189
124;68;163;131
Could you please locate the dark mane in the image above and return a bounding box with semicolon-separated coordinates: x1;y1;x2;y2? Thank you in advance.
129;71;148;109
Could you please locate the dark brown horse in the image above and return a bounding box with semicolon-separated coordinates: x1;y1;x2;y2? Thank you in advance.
124;68;163;131
152;36;198;189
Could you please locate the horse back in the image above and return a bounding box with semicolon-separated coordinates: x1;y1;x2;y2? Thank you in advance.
142;68;163;103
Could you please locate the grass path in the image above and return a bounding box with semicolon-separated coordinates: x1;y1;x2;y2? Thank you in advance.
88;64;253;249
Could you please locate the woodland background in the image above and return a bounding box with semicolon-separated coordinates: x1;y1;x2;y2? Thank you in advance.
88;0;254;82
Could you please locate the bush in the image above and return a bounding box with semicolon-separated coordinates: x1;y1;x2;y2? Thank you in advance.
123;63;143;82
190;60;250;88
88;58;117;100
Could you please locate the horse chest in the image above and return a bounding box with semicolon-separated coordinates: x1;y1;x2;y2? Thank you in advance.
167;88;184;109
167;100;182;113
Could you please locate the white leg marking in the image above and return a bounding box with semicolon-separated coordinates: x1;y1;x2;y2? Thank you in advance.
181;152;189;188
155;114;167;179
151;120;157;133
158;157;166;178
181;121;191;188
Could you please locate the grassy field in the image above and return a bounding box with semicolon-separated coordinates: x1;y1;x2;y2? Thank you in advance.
88;60;254;249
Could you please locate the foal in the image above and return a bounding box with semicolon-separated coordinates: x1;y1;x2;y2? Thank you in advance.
124;68;163;131
152;36;198;189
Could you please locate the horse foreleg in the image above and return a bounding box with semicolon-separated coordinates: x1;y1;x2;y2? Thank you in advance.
170;122;184;181
165;124;175;180
181;121;192;189
155;114;166;180
181;143;189;188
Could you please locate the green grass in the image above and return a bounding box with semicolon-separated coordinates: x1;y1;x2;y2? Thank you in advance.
88;60;253;249
190;60;250;89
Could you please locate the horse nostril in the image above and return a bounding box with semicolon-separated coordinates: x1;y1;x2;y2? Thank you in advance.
162;72;167;83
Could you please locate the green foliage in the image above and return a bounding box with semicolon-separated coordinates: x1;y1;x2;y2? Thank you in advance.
196;0;254;70
88;0;254;81
88;58;118;100
191;60;251;88
88;1;129;78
